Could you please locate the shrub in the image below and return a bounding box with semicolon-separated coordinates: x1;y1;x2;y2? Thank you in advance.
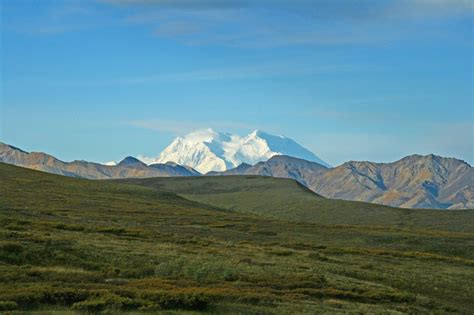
53;223;85;231
308;252;330;261
2;287;92;308
72;299;107;312
141;291;209;310
97;227;127;235
120;266;155;278
0;243;24;264
223;269;239;281
71;294;142;312
237;293;277;305
253;230;277;236
3;289;43;307
270;250;293;256
154;257;241;282
40;288;90;306
0;301;18;311
1;243;24;254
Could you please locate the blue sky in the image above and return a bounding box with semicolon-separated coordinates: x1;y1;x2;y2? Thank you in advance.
1;0;473;165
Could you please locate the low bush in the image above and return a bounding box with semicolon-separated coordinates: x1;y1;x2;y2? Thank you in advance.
97;227;128;235
154;256;242;282
140;291;209;310
2;287;92;308
308;252;330;261
0;243;24;264
40;288;91;306
96;227;142;237
53;223;85;232
0;301;18;311
71;293;142;312
72;299;108;312
270;249;293;256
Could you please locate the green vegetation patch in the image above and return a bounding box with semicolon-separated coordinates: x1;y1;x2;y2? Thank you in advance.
1;163;473;314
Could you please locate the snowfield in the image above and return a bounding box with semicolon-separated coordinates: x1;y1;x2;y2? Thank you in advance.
139;128;330;173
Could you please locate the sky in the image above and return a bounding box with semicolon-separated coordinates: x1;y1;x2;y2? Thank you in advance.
0;0;473;166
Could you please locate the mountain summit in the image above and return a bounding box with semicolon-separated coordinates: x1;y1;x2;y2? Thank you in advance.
139;128;330;173
211;154;473;210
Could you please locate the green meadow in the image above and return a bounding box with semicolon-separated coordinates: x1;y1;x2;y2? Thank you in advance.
1;163;473;314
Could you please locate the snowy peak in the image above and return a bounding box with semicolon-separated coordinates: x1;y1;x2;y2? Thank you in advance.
240;129;327;167
151;129;232;173
142;129;330;173
180;128;231;143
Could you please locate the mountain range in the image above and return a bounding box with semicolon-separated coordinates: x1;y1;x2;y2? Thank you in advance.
211;155;473;210
1;129;472;210
135;128;330;173
0;143;199;179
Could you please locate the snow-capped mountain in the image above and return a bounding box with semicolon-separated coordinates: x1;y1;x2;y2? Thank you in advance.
139;128;330;173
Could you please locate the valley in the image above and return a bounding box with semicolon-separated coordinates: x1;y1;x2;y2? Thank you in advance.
1;163;473;313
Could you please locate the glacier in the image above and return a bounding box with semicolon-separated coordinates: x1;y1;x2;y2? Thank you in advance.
139;128;330;173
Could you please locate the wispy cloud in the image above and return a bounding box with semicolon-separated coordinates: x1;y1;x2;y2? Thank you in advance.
126;119;264;135
6;0;472;46
105;0;473;17
104;0;473;47
20;60;365;87
102;0;251;10
3;1;112;35
301;109;398;123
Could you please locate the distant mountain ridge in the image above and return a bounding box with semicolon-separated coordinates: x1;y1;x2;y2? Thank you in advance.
1;141;472;209
209;155;328;188
0;143;200;179
212;154;473;210
138;128;330;173
314;154;473;210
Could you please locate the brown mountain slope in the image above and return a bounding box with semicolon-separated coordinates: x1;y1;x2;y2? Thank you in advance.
310;154;472;209
215;154;473;209
2;142;471;209
209;155;328;187
0;142;200;179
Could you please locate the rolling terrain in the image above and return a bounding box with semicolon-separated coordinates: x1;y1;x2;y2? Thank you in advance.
211;155;473;210
0;143;200;179
2;141;472;209
117;175;474;231
1;162;473;313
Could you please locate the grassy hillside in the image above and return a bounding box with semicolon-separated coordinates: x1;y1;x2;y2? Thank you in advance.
1;163;474;314
117;176;474;232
